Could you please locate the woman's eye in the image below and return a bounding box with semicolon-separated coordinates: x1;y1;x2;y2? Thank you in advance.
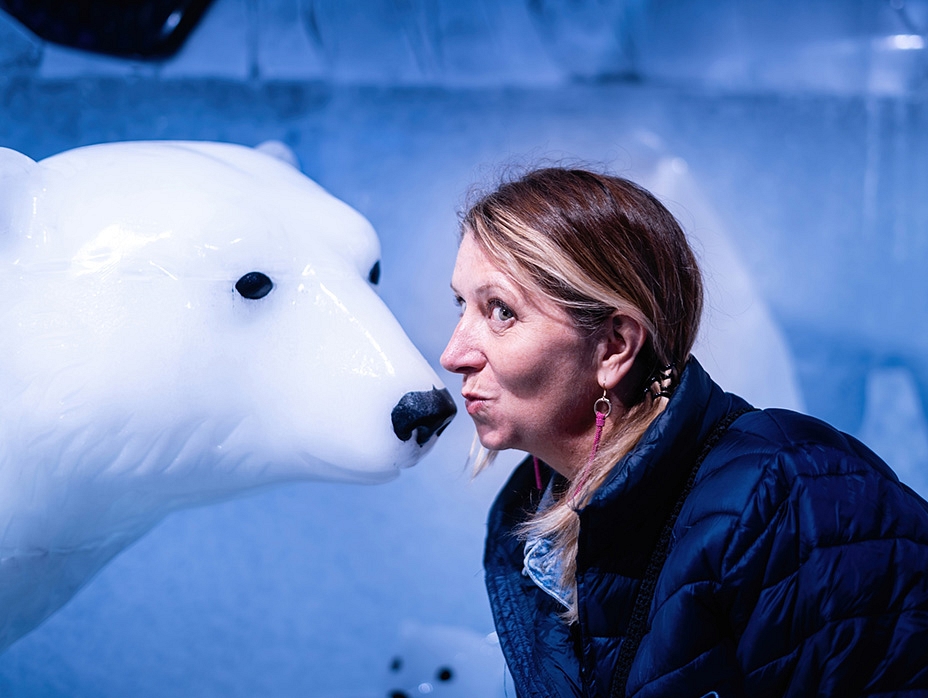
490;302;514;322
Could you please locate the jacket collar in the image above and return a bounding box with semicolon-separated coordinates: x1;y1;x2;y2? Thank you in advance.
577;357;748;567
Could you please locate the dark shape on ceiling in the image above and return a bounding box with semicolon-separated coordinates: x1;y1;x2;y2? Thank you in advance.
0;0;215;59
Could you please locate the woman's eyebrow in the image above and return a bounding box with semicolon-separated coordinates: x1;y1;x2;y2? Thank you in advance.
476;281;513;296
450;281;507;297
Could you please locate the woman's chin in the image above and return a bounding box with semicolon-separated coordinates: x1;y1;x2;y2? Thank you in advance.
474;427;514;453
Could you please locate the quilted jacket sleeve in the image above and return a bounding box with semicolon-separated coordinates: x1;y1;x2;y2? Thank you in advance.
720;414;928;696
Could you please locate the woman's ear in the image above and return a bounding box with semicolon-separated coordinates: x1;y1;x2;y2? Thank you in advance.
596;312;648;394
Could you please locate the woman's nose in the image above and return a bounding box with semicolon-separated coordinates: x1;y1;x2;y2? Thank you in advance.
440;319;479;374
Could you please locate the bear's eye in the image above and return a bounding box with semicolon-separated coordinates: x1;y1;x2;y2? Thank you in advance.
436;666;453;681
368;260;381;286
389;656;402;672
236;272;274;299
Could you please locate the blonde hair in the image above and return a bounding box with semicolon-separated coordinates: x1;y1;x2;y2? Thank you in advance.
462;167;703;622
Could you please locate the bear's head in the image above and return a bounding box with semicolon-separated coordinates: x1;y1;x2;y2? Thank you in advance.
0;141;455;649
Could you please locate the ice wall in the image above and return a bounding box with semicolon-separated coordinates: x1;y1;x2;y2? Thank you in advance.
1;1;927;696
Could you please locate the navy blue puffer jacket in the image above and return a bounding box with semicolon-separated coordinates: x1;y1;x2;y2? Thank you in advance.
485;358;928;697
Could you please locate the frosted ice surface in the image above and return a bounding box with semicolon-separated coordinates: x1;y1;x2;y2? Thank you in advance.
10;0;928;92
632;0;928;95
160;0;251;78
528;0;639;79
256;0;327;80
859;365;928;499
429;0;561;86
0;9;41;72
306;0;429;83
295;0;562;85
38;43;158;79
641;148;803;411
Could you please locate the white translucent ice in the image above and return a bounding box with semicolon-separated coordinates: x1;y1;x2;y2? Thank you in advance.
0;140;449;651
859;365;928;499
629;136;804;412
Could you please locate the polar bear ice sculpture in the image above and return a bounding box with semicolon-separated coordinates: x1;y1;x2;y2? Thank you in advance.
0;141;456;651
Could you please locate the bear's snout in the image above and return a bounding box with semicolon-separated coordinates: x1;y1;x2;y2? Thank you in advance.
391;388;457;446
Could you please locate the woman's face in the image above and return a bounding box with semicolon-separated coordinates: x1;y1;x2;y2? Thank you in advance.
440;233;602;476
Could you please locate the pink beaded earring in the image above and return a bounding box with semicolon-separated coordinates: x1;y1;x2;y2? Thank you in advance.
572;387;612;496
533;388;612;494
533;455;543;490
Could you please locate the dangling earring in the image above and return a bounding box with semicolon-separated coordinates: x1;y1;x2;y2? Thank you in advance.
588;387;612;466
533;455;543;490
572;387;612;497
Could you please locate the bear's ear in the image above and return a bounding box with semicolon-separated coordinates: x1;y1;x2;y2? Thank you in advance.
254;140;301;171
0;147;38;240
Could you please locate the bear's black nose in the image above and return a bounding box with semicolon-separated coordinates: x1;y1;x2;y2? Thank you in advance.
391;387;457;445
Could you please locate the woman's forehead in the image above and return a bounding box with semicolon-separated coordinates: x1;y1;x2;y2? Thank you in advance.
453;235;522;293
453;237;580;326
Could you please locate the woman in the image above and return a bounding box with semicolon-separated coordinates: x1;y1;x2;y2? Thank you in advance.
440;167;928;697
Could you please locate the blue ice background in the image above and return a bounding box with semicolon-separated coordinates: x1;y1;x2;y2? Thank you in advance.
1;0;928;695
